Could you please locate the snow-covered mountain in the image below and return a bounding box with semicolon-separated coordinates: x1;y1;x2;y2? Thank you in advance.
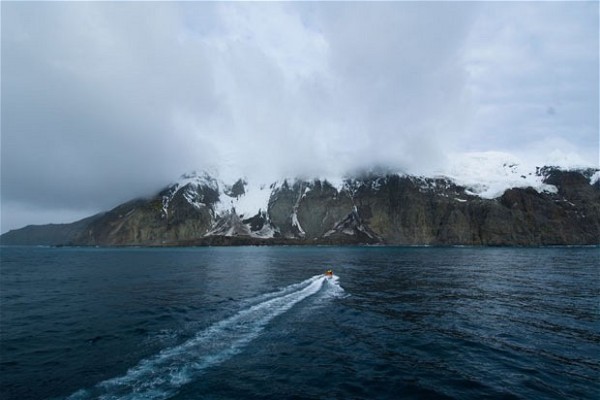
2;158;598;246
153;155;599;240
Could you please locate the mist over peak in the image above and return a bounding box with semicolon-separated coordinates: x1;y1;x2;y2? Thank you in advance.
1;1;597;233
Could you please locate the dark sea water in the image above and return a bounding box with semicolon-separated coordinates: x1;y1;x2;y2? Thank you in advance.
0;246;598;400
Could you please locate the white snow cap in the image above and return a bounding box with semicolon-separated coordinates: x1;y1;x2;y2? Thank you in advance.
439;151;569;199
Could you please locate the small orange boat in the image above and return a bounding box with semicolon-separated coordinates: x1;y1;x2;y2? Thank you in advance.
325;269;333;278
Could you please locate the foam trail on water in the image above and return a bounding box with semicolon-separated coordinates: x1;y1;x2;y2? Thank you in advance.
67;274;335;400
323;275;346;299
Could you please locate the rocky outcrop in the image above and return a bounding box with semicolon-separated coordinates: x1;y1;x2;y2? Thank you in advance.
2;167;598;246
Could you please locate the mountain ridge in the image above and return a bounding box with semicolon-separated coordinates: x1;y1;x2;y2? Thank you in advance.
2;165;598;246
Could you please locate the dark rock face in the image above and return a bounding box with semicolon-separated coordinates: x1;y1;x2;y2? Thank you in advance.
2;168;598;246
491;170;600;245
267;180;304;238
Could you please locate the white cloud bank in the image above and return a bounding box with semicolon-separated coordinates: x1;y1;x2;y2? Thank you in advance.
1;1;598;232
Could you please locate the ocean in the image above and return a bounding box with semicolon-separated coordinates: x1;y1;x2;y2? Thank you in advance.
0;246;598;399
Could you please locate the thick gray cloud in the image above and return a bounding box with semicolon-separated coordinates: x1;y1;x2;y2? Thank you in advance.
1;1;598;233
461;1;599;164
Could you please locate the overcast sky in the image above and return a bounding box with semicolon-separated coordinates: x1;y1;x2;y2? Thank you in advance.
1;1;598;233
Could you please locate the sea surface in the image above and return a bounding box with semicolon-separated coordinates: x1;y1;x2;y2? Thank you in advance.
0;246;598;400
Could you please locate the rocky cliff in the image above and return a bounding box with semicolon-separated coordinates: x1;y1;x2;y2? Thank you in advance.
2;167;599;246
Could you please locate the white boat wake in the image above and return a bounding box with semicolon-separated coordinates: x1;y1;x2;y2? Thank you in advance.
67;274;343;400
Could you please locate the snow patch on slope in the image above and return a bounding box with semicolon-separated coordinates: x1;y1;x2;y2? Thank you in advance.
250;222;277;239
213;181;271;219
161;172;218;216
590;171;600;186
